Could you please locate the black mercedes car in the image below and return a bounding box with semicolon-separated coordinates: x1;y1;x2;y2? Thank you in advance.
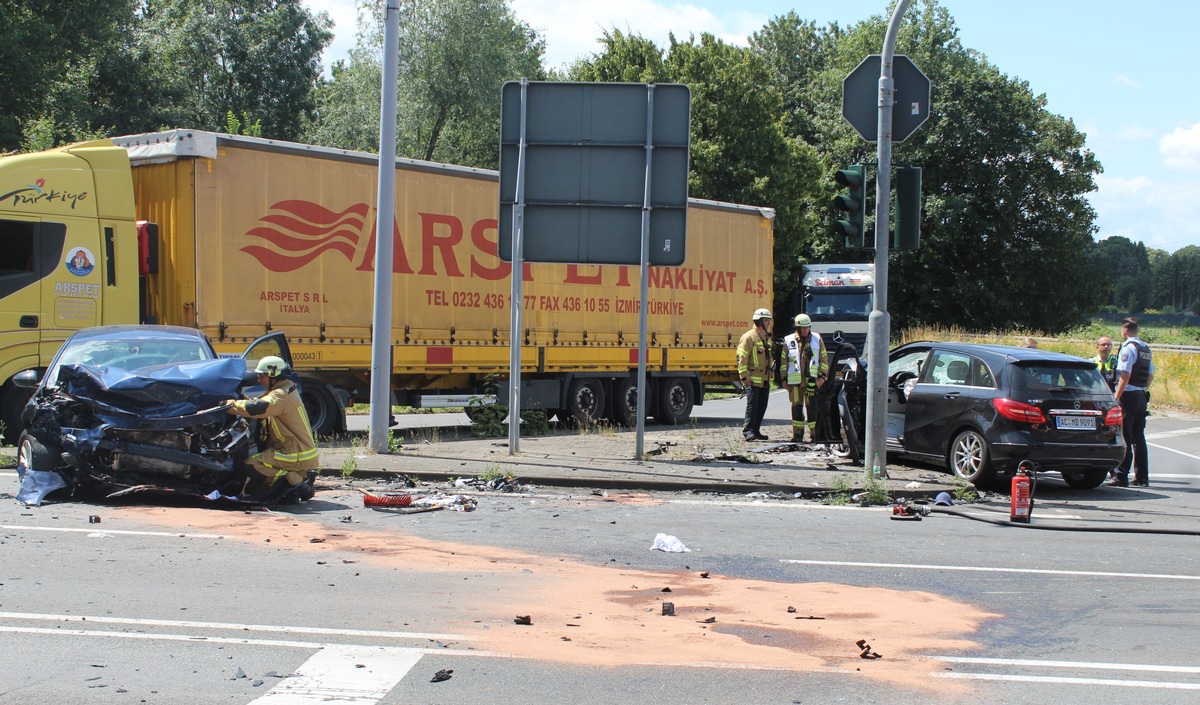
847;341;1125;488
830;338;1128;486
13;325;313;506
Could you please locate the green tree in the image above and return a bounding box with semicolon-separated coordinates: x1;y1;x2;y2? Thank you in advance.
783;1;1103;332
0;0;160;151
139;0;332;140
572;31;823;312
313;0;544;168
1089;236;1150;311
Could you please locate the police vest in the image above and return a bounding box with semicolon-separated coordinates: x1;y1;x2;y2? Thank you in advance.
1127;340;1152;388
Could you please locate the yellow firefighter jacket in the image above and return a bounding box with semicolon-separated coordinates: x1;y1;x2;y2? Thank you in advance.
737;327;773;388
229;378;319;471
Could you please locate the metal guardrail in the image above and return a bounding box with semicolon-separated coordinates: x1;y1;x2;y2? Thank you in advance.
952;334;1200;354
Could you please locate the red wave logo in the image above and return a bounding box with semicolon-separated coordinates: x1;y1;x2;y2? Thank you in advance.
241;201;369;272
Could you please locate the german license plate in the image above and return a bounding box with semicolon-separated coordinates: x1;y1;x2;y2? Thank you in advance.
1056;416;1096;430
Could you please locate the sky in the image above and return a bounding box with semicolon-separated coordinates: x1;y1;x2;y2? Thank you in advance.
301;0;1200;254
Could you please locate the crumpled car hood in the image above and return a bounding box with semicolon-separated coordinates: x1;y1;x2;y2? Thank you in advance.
55;357;246;428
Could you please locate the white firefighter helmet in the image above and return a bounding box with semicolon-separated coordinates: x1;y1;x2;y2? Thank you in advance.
254;355;288;378
752;308;772;322
794;314;812;327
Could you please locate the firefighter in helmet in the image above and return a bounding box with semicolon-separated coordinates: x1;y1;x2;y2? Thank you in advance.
737;308;774;441
226;355;319;500
783;314;828;443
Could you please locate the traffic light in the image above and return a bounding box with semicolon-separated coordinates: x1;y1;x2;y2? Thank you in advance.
833;165;867;248
893;166;921;251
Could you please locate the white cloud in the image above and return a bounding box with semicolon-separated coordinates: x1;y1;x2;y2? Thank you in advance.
1113;74;1141;90
1161;122;1200;171
303;0;360;71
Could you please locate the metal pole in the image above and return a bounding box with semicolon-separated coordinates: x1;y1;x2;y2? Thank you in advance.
864;0;910;477
368;1;401;453
507;78;529;454
635;84;655;459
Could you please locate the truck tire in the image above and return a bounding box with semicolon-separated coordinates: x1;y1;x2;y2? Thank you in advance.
612;376;640;427
654;377;693;425
1;380;34;446
299;379;341;438
567;378;605;426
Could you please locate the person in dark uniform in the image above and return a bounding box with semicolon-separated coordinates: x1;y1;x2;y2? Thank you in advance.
1108;318;1154;487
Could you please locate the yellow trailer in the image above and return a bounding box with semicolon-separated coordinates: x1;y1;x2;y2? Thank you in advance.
0;130;774;437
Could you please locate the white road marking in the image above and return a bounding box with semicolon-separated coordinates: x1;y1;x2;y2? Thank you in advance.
936;672;1200;689
781;559;1200;581
0;625;497;654
0;524;225;539
934;656;1200;674
0;611;472;641
249;645;423;704
1146;426;1200;440
1149;443;1200;462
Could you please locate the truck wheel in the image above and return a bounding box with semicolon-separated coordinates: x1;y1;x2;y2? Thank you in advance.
654;377;693;425
612;376;640;427
567;379;605;426
299;379;341;438
1061;468;1108;489
1;381;34;446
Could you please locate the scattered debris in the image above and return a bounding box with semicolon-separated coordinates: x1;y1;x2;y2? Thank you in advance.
309;537;326;543
699;572;710;578
787;606;797;613
514;615;532;625
662;602;675;616
698;616;716;623
356;488;478;513
661;587;672;593
88;515;101;524
856;639;882;659
560;636;571;641
430;669;453;683
650;533;690;553
689;453;772;464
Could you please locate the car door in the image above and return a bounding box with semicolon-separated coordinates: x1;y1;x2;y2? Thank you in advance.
903;349;976;457
240;331;294;374
886;346;930;445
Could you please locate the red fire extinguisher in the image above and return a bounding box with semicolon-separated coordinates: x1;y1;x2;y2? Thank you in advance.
1010;460;1036;523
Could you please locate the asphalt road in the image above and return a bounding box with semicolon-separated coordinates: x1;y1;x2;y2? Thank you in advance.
1;400;1198;704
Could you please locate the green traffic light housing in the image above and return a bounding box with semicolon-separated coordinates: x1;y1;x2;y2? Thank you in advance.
893;165;921;251
833;164;867;248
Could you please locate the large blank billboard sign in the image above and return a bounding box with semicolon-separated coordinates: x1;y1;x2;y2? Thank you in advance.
499;81;690;266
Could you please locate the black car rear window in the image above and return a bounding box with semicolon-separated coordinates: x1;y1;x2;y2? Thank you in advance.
1011;364;1111;395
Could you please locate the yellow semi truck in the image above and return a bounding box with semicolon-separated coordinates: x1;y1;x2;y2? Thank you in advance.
0;130;774;438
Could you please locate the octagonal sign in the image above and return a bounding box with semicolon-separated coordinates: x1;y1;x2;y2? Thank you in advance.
842;55;931;142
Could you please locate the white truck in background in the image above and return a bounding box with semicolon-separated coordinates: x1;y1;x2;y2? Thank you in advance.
797;264;874;358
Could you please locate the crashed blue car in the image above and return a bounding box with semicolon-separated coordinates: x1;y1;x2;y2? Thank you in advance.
13;325;314;506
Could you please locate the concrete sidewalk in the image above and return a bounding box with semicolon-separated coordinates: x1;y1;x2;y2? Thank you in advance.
318;416;962;499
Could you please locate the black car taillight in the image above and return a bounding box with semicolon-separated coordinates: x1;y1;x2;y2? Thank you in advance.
993;397;1046;424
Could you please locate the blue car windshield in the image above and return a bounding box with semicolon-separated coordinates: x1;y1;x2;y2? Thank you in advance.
47;338;214;387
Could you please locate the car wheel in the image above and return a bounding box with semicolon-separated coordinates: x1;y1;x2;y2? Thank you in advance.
948;429;996;486
567;378;606;426
18;432;60;475
612;376;640;427
654;377;693;425
1061;468;1108;489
